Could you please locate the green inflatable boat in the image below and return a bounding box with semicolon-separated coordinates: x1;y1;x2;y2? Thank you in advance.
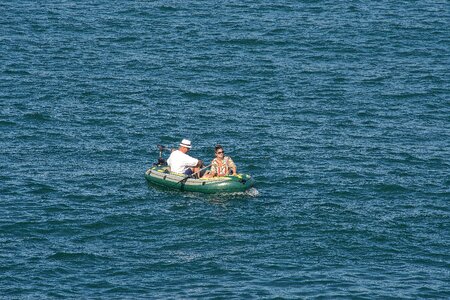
145;166;255;194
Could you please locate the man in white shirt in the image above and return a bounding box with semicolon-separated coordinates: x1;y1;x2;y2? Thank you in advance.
167;139;203;176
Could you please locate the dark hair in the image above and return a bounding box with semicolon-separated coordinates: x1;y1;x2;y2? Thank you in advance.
215;144;223;153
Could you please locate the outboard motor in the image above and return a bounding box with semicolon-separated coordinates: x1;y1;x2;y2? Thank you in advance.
155;157;166;166
153;144;169;166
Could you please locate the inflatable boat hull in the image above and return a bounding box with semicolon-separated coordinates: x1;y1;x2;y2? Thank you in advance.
145;166;254;194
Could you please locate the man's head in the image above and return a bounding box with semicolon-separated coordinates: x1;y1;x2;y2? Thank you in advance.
179;139;192;153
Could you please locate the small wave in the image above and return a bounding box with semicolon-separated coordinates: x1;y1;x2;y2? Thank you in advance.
3;69;31;76
114;36;140;43
374;183;409;193
182;91;208;99
48;252;109;262
0;120;16;126
28;183;57;195
216;38;266;46
23;112;51;122
158;5;179;12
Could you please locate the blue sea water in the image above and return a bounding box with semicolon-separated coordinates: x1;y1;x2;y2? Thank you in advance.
1;0;449;298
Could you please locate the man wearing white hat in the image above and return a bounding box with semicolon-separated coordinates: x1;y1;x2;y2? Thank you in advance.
167;139;203;176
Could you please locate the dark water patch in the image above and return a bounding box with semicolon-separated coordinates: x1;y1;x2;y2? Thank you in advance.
48;252;110;263
158;5;179;12
98;36;141;44
23;112;51;122
3;69;32;76
0;120;17;126
216;37;267;46
181;90;209;100
373;182;411;193
24;181;58;195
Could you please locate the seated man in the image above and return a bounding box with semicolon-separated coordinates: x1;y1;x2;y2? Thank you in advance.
167;139;203;176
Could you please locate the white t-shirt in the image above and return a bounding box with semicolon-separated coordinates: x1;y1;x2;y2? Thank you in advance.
167;150;199;174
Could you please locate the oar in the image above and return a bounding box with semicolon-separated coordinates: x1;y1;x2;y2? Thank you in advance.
177;164;212;184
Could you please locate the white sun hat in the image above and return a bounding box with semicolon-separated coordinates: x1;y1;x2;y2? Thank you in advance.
180;139;192;149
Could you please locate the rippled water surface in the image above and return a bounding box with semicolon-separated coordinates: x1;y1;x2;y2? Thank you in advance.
1;1;449;298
